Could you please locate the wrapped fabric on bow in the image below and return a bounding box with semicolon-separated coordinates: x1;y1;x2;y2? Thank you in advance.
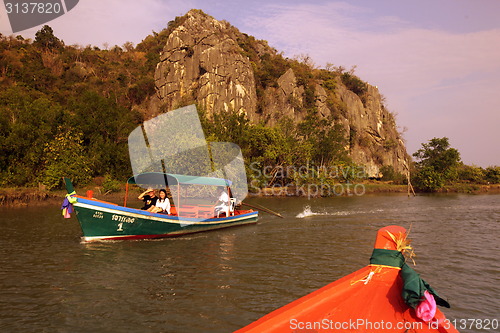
370;228;450;323
61;191;77;218
236;225;458;333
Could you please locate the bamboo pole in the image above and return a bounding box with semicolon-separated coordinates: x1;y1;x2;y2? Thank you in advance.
241;202;284;218
124;182;129;207
405;162;416;197
177;183;181;216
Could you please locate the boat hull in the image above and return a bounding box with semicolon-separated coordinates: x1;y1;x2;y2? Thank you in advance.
73;197;259;241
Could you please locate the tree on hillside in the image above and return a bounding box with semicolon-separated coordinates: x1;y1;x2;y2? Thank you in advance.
34;25;63;49
42;128;91;189
484;166;500;184
412;137;461;191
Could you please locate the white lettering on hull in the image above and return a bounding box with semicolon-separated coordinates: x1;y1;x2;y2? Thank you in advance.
111;214;135;224
92;211;104;219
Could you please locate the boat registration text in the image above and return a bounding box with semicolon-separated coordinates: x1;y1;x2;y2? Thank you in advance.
111;215;135;223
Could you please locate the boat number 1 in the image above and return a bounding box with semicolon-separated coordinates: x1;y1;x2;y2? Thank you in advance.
117;223;124;231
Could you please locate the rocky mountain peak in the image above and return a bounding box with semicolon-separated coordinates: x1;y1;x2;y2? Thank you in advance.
155;9;259;120
153;9;409;177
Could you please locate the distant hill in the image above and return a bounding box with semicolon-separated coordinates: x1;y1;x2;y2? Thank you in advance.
0;10;409;190
152;9;409;178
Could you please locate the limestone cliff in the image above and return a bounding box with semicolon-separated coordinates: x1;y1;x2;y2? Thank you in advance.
153;9;409;177
154;10;258;121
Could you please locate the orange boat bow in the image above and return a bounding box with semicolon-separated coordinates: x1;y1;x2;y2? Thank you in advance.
236;226;459;333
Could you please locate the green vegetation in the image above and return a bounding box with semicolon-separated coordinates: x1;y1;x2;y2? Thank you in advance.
237;34;368;118
229;36;376;190
0;25;159;188
412;137;498;191
34;25;63;50
199;106;354;191
42;129;91;190
1;23;361;192
457;164;500;184
102;174;122;193
341;72;368;104
412;137;461;191
379;165;405;184
1;21;495;196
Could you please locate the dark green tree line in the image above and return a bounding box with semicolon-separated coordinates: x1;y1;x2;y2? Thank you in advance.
0;20;412;192
412;137;461;191
412;137;498;191
0;25;159;188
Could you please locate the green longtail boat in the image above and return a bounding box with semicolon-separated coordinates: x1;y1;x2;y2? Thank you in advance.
63;105;258;241
63;175;258;242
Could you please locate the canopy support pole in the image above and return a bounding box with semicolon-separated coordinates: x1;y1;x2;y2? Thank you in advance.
177;183;181;216
124;182;129;207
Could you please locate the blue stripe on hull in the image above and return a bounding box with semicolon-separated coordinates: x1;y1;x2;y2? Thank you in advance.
73;198;259;241
76;197;256;223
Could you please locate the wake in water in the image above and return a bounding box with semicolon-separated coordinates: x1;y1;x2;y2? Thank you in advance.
296;206;328;218
296;206;384;218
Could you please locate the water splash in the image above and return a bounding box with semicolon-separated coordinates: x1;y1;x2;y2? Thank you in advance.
296;206;385;218
296;206;327;218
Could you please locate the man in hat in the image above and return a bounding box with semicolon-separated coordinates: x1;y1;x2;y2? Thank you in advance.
138;188;158;211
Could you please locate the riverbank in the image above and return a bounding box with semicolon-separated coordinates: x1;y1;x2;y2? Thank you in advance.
253;181;500;197
0;187;126;207
1;182;499;207
0;188;61;206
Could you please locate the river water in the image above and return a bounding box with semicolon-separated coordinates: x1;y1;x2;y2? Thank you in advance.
0;194;498;333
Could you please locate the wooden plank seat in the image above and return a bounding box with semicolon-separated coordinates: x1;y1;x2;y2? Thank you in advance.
197;205;215;219
155;205;249;219
178;205;198;218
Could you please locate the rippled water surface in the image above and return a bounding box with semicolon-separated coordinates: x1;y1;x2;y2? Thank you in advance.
0;194;498;332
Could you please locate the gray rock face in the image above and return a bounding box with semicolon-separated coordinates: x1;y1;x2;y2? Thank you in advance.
155;10;257;120
154;9;409;177
258;68;306;126
335;84;408;176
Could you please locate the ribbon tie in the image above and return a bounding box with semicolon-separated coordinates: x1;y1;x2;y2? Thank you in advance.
61;191;77;218
370;248;450;319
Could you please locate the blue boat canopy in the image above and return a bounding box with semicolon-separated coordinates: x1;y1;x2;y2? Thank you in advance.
127;105;247;203
127;172;232;188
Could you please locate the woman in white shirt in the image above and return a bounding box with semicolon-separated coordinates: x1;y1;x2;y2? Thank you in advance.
150;189;171;214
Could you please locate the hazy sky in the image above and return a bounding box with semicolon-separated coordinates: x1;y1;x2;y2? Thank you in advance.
1;0;499;167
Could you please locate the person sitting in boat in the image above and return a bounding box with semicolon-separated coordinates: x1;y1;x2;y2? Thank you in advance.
149;189;171;214
138;188;158;211
214;188;230;217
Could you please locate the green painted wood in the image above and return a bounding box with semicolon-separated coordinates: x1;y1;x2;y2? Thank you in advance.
63;177;74;194
73;202;258;241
